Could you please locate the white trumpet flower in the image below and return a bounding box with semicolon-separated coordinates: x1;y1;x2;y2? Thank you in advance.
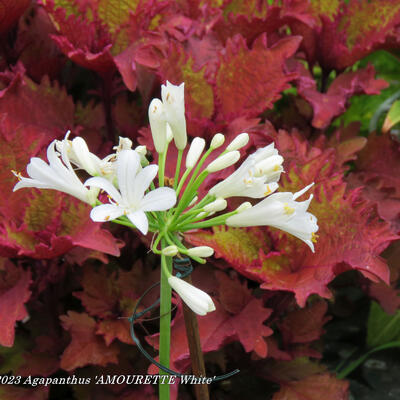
226;184;318;251
56;134;118;180
168;276;216;316
209;143;284;199
13;140;94;204
161;81;187;150
85;150;176;235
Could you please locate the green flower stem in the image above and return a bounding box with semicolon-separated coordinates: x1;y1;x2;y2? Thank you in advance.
174;149;184;190
171;170;209;224
165;232;205;264
158;151;167;187
178;210;238;231
152;233;164;254
175;167;192;196
159;238;173;400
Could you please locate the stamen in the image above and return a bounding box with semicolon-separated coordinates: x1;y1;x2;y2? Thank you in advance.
105;215;110;221
12;170;22;181
264;185;271;196
311;232;319;243
273;165;281;171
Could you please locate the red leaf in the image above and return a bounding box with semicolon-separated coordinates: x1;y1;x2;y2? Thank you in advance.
60;311;119;371
0;262;31;347
294;63;388;129
272;373;349;400
0;0;30;34
290;0;400;70
215;34;301;120
278;301;330;345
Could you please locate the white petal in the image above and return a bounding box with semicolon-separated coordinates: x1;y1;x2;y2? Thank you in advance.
72;137;98;175
90;204;124;222
117;150;140;202
84;176;123;204
127;210;149;235
141;187;177;211
130;164;158;205
293;183;314;200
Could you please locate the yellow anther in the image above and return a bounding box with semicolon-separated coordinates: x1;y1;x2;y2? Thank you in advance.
273;165;281;171
12;170;22;181
264;185;271;195
105;215;110;221
311;232;319;243
283;203;295;215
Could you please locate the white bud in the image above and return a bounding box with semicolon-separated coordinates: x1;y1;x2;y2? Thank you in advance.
203;198;227;212
161;81;187;150
236;202;252;213
166;123;174;143
168;276;216;315
71;137;98;176
149;98;167;153
206;151;240;173
162;245;179;257
210;133;225;149
187;246;214;258
188;196;198;207
186;137;206;169
226;133;249;152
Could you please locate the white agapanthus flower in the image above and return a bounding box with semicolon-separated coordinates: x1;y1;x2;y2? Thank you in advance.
85;150;176;235
168;276;216;316
209;143;284;199
13;140;95;204
226;183;318;251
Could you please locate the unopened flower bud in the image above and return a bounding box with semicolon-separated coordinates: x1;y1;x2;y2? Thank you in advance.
162;245;179;257
204;198;227;212
210;133;225;149
168;276;216;315
149;98;167;153
187;246;215;258
226;132;249;152
186;137;206;169
236;202;252;213
162;81;187;150
166;123;174;143
206;151;240;173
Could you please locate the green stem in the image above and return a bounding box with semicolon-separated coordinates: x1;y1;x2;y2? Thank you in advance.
174;149;184;190
159;238;173;400
178;209;238;231
158;151;167;187
336;341;400;379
